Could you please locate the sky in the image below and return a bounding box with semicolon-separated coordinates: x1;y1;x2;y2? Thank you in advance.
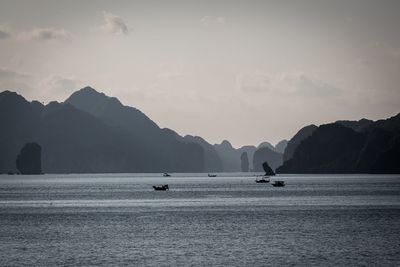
0;0;399;148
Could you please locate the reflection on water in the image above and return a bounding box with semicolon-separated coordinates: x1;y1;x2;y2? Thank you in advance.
1;173;400;266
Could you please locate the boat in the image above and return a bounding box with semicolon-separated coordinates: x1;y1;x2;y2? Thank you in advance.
272;181;285;187
153;184;169;191
255;176;270;183
208;174;217;177
163;173;171;177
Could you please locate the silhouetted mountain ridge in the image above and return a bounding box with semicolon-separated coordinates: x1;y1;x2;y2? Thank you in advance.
183;135;223;172
335;118;373;132
283;124;317;163
277;113;400;174
66;86;159;135
0;89;205;173
2;87;398;174
274;140;288;154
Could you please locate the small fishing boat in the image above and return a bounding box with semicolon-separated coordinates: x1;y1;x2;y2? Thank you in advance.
153;184;169;191
163;173;171;177
272;181;285;187
208;174;217;177
255;176;270;183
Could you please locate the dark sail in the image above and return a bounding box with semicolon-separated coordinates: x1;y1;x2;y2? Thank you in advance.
262;161;275;176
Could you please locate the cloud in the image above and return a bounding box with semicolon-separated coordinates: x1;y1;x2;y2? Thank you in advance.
387;47;400;59
290;74;342;97
102;12;130;35
0;67;36;97
0;68;31;83
237;71;341;98
236;71;270;93
0;25;12;39
0;67;84;102
0;68;19;78
38;75;85;100
19;28;72;41
0;25;71;42
157;62;187;79
200;16;226;26
368;41;400;60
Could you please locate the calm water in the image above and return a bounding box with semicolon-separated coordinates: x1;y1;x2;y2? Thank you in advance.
0;173;399;266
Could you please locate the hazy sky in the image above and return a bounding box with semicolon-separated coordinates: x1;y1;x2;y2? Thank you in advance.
0;0;399;147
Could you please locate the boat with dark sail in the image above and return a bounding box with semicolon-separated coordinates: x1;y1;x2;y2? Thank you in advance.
272;181;285;187
255;176;270;183
255;161;274;183
153;184;169;191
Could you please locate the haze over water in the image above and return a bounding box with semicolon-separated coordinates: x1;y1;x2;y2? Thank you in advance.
1;173;399;266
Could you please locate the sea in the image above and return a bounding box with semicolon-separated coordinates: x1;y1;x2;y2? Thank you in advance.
0;173;399;266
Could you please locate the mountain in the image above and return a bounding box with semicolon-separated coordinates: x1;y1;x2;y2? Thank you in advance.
5;87;396;174
183;135;223;172
213;141;259;172
277;113;400;174
356;114;400;173
335;118;373;132
277;124;365;173
240;152;249;172
65;87;209;171
237;145;257;170
0;91;42;173
0;89;205;173
257;142;275;151
16;142;42;174
214;140;241;172
250;140;287;171
65;87;160;139
283;124;317;162
274;140;288;154
253;146;283;172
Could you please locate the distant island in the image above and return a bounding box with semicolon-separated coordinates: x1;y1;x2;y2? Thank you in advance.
0;87;399;174
16;142;42;174
277;114;400;174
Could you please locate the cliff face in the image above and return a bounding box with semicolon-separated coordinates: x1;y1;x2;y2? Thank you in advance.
275;140;288;154
335;119;373;132
183;135;223;172
16;143;42;174
277;113;400;174
277;124;365;173
0;91;42;173
240;152;249;172
283;125;317;162
213;140;285;172
213;140;241;172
